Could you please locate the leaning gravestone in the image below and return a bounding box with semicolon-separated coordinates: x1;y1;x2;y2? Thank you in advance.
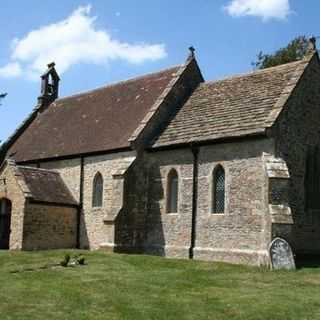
269;237;296;270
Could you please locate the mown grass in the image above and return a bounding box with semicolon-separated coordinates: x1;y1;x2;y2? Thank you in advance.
0;250;319;320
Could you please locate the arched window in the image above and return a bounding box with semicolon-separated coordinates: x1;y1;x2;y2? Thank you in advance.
92;172;103;207
167;169;179;213
212;165;225;214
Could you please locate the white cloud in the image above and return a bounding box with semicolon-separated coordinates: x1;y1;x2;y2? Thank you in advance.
224;0;291;21
0;5;167;80
0;62;22;78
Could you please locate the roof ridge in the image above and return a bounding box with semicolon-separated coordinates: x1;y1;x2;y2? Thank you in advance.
53;64;182;104
203;58;308;86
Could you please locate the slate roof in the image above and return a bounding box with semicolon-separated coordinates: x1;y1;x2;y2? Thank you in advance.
153;57;312;148
8;66;181;162
17;166;78;206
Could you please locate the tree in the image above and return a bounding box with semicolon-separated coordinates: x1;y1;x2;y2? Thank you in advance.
0;93;7;105
252;36;311;70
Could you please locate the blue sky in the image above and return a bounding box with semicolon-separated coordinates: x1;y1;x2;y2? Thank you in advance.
0;0;318;141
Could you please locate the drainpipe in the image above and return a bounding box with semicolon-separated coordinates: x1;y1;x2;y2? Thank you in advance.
77;156;84;249
189;145;199;259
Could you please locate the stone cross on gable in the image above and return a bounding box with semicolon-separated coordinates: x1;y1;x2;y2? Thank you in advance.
188;46;196;59
38;62;60;106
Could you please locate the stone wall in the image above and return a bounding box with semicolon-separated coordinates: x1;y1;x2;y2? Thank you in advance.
193;139;274;265
272;54;320;253
81;151;136;249
22;203;77;250
30;137;277;266
143;149;194;258
142;138;275;264
28;151;137;250
14;134;285;266
0;163;26;250
113;153;149;253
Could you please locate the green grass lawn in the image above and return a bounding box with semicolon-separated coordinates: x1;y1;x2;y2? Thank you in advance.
0;251;319;320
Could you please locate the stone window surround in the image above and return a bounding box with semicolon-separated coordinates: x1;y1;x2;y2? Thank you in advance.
163;164;230;217
165;167;181;215
88;161;231;219
209;163;228;216
92;172;104;209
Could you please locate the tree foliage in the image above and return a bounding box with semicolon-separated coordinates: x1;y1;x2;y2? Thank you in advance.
253;36;310;70
0;93;7;105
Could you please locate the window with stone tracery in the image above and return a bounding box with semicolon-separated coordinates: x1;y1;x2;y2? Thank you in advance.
212;165;225;214
92;172;103;208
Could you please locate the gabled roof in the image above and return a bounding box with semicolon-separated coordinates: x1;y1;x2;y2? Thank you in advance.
153;55;314;148
16;166;78;206
7;65;181;162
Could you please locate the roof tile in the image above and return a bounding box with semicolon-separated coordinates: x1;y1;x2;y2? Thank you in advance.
9;66;181;162
153;58;310;147
17;166;78;205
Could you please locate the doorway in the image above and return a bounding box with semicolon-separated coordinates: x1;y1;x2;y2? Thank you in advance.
0;198;12;249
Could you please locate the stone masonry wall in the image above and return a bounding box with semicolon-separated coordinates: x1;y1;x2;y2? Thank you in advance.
22;203;77;250
194;139;274;265
113;153;149;253
272;54;320;253
0;164;26;249
81;151;136;249
31;138;275;266
32;152;136;250
143;149;194;258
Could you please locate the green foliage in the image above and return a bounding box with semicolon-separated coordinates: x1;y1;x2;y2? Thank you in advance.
10;252;86;272
253;36;310;69
60;253;70;267
0;93;7;105
77;254;85;265
71;253;86;266
0;250;320;319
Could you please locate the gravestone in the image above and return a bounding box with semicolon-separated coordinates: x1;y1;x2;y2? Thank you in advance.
269;237;296;270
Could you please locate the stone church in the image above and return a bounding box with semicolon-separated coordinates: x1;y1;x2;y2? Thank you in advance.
1;39;320;266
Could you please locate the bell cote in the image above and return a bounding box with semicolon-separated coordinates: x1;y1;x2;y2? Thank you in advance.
38;62;60;106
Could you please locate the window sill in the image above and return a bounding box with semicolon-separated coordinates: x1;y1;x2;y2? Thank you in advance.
92;207;104;212
209;212;226;216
